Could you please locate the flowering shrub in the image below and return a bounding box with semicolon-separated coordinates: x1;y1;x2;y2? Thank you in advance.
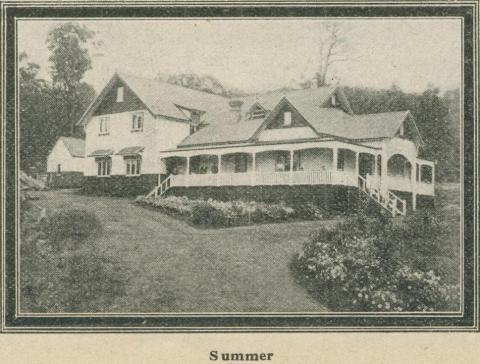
135;195;295;227
294;213;460;312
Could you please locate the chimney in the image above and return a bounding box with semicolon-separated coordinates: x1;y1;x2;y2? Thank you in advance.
229;100;243;122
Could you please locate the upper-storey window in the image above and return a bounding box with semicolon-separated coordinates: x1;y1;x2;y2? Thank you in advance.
116;86;124;102
283;111;292;126
331;94;337;107
99;116;110;135
132;112;144;131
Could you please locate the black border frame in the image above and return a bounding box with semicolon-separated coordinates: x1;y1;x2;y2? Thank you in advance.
1;1;478;332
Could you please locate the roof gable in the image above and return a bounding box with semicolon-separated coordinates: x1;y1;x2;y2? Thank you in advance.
77;72;232;127
92;77;148;117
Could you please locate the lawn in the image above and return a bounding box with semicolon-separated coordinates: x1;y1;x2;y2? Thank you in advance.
22;189;333;313
21;182;461;313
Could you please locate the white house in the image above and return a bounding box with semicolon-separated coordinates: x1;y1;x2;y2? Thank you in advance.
46;137;85;188
77;72;435;215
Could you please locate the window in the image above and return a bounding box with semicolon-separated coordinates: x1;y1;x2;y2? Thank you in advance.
57;164;61;174
250;105;266;119
125;157;141;176
337;150;345;171
132;112;144;131
399;123;405;136
275;154;289;172
234;154;248;173
420;165;433;184
416;163;420;182
99;117;110;135
117;86;124;102
96;158;111;177
283;111;292;127
331;94;336;107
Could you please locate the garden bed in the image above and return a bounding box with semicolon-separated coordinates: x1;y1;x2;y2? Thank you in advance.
135;195;327;227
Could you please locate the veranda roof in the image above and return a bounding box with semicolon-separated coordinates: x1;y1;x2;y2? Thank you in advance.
116;146;145;156
88;149;113;157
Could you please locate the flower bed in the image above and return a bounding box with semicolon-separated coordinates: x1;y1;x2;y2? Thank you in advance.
293;212;460;312
135;195;296;227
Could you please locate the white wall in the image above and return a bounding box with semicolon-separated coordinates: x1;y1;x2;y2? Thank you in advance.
47;140;84;173
84;110;190;176
257;127;317;142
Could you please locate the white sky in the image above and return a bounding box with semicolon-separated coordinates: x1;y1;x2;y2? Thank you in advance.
17;18;462;94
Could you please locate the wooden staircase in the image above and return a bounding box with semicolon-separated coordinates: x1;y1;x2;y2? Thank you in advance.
146;175;172;198
356;175;407;216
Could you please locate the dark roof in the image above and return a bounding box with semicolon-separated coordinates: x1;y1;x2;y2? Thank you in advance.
116;146;144;156
59;137;85;157
88;149;113;157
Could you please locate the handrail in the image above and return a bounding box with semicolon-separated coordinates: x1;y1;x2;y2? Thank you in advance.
146;175;172;198
357;174;407;216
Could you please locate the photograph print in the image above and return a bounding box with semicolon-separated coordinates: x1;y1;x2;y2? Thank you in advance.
3;2;477;331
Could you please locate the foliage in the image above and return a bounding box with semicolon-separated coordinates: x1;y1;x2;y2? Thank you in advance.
293;212;460;312
19;23;96;174
20;206;127;312
135;195;296;227
155;72;247;97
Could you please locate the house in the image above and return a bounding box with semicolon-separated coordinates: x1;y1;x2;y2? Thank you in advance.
46;137;85;188
77;72;435;215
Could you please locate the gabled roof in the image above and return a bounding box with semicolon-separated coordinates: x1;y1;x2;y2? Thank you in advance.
179;118;266;147
236;85;349;119
77;72;233;126
59;137;85;158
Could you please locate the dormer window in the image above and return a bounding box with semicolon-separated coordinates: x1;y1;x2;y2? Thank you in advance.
283;111;292;126
248;103;267;119
116;86;124;102
132;112;144;131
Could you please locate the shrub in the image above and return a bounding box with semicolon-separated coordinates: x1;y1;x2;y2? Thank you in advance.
191;201;227;227
43;209;102;249
20;207;128;312
293;212;460;312
136;195;296;227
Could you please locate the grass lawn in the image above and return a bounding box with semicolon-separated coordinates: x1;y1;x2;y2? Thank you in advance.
23;189;335;313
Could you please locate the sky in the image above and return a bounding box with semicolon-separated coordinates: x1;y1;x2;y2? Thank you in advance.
17;18;462;94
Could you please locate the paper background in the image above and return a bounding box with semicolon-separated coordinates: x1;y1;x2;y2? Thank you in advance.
1;333;479;363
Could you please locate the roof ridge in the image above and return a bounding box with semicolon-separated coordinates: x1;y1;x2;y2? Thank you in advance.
116;71;229;101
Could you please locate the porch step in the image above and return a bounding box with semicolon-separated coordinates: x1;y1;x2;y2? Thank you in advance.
356;175;407;217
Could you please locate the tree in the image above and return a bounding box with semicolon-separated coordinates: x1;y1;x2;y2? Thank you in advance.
47;22;95;135
155;72;246;97
315;23;351;87
19;53;52;173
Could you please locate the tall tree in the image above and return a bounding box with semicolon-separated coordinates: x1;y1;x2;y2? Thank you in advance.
19;53;52;172
47;22;95;135
315;23;351;87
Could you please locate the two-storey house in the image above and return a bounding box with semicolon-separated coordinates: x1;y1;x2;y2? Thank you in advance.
78;72;435;216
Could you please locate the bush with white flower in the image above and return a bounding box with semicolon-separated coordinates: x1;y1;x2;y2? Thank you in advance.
294;212;460;312
135;195;296;227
